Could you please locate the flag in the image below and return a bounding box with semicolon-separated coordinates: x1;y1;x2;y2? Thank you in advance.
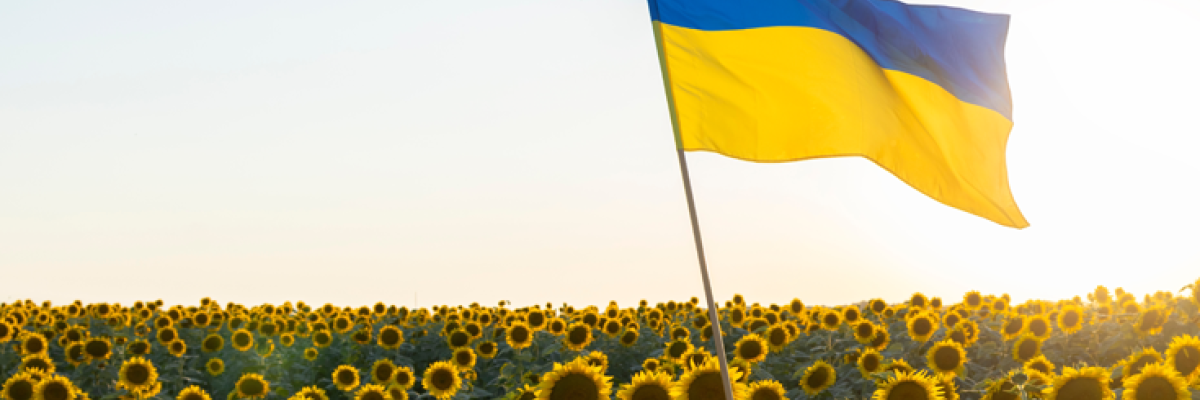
649;0;1028;228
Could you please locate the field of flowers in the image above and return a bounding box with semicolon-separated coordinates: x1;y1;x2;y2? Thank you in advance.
2;279;1200;400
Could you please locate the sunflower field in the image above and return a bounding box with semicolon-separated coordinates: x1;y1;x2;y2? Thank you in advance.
3;279;1200;400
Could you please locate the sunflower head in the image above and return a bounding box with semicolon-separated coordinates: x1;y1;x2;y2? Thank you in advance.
669;357;743;400
234;373;269;400
619;329;639;348
312;330;333;348
1012;335;1043;363
177;386;212;400
201;334;224;353
3;371;39;400
453;348;477;371
422;361;461;400
664;339;693;363
332;365;361;392
858;349;884;378
1122;348;1165;381
745;380;785;400
1057;305;1084;334
926;340;968;377
352;384;387;400
33;374;79;400
733;333;768;364
378;326;404;350
117;357;159;393
1045;366;1112;400
205;358;225;376
853;320;878;345
906;312;938;343
506;322;534;351
564;322;594;352
370;359;397;384
19;354;55;375
799;360;836;396
872;370;942;400
231;329;256;351
1164;334;1200;382
392;366;415;390
616;370;672;400
168;339;187;357
1123;362;1190;400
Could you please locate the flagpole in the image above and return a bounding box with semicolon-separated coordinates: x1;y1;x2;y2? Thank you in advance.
649;13;737;399
674;147;738;400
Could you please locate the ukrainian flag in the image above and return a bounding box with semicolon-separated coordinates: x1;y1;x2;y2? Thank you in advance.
650;0;1028;228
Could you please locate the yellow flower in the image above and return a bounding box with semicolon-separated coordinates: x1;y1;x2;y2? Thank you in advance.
231;329;255;352
452;348;477;371
1164;334;1200;382
332;365;361;392
19;354;54;375
117;357;159;394
563;322;593;352
733;333;768;364
1012;335;1042;363
799;360;836;396
206;358;225;376
370;359;397;385
176;386;212;400
1057;304;1084;334
616;370;672;400
506;322;534;351
378;326;404;350
422;361;461;400
670;358;743;400
304;348;319;361
33;375;80;400
1123;363;1189;400
858;348;884;378
1044;366;1113;400
2;370;39;400
745;380;785;400
906;312;938;343
391;366;415;391
234;374;269;400
926;339;968;377
352;384;387;400
872;370;941;400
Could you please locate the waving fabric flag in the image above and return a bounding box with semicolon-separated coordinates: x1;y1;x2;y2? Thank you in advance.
649;0;1028;228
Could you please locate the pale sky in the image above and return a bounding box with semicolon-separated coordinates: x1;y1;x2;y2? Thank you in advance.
2;0;1198;310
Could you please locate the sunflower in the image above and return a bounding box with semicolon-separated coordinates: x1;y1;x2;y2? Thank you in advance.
936;374;959;400
910;293;929;309
843;306;862;324
1024;354;1056;376
447;329;472;349
564;322;594;352
369;359;397;384
585;352;611;375
352;384;387;400
280;333;295;347
906;312;938;343
870;328;892;351
332;365;361;392
254;339;274;358
64;342;86;367
312;330;333;348
963;291;984;310
235;374;269;400
231;329;255;351
298;347;317;362
452;348;477;370
616;370;672;400
926;340;968;377
32;375;78;400
507;321;534;351
422;361;461;400
663;339;693;364
1135;306;1169;337
377;326;404;350
733;333;768;364
511;384;538;400
0;322;15;343
853;320;878;345
799;360;836;396
199;334;223;353
205;358;225;376
117;357;159;394
873;370;942;400
156;327;178;345
1164;334;1200;382
2;371;38;400
392;366;415;390
858;349;884;378
619;329;639;347
177;386;212;400
679;348;711;372
20;334;48;356
999;315;1026;342
293;386;329;400
168;339;187;357
820;310;841;331
1044;366;1112;400
471;340;496;359
1012;335;1043;362
19;354;54;375
1123;363;1189;400
1026;315;1052;340
1057;305;1084;334
671;358;744;400
764;323;790;352
384;385;406;400
1122;348;1164;381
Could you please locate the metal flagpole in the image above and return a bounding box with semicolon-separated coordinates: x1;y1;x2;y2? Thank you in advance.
649;12;737;399
674;147;738;400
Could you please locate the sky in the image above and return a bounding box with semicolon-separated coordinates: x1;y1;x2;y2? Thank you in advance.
2;0;1199;310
